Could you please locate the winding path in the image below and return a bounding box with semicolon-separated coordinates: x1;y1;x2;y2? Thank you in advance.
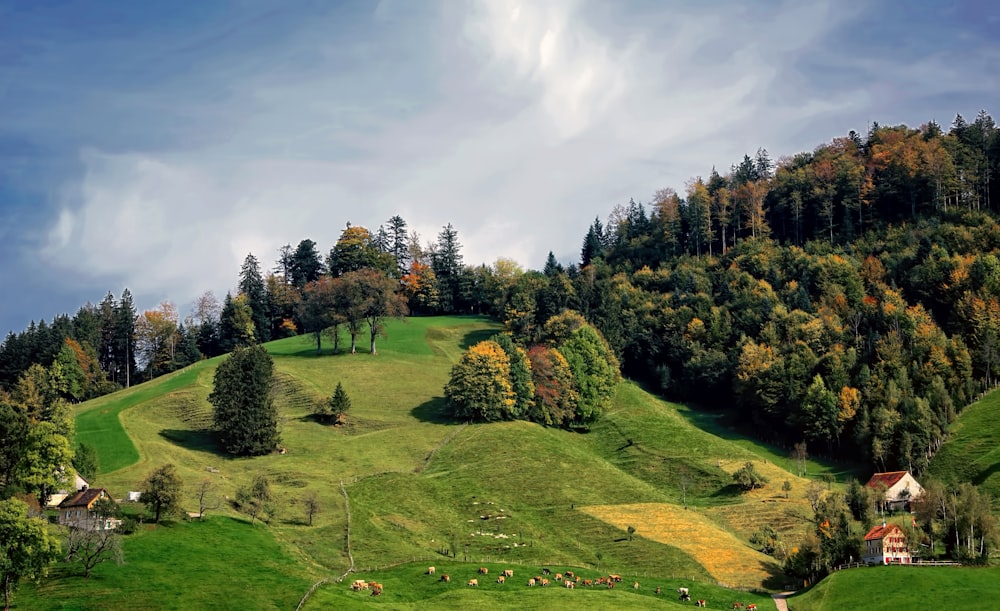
772;591;794;611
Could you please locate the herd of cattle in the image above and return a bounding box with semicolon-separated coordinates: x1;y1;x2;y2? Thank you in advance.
346;565;759;608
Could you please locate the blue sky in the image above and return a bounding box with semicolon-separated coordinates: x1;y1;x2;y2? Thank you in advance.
1;0;998;334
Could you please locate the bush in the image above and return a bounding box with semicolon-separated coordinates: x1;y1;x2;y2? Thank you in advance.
733;461;768;491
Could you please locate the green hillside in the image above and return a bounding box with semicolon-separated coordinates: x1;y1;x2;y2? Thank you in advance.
785;565;1000;610
15;316;898;609
926;387;1000;501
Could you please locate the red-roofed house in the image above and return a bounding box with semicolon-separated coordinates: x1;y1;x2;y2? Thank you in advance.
863;523;911;564
57;487;121;531
866;471;923;511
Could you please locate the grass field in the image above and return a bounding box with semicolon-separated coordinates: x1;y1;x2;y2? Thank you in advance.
302;561;776;610
18;314;985;610
925;388;1000;502
19;516;317;610
785;564;1000;610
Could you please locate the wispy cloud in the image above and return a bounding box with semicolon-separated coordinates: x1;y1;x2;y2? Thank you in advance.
0;0;989;329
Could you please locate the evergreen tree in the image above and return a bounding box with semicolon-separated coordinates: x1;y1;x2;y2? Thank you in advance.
239;254;271;343
209;345;278;456
319;382;351;424
387;215;410;277
432;223;463;313
115;289;136;388
289;239;323;288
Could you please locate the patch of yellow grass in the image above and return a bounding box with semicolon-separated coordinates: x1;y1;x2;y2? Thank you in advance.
708;459;816;543
580;503;779;588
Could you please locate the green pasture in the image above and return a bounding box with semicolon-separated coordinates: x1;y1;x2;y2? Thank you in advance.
926;387;1000;501
786;564;1000;610
302;561;775;610
19;516;316;610
40;314;991;610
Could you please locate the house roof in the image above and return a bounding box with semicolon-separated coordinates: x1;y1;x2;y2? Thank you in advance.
58;487;109;509
865;471;909;489
864;523;903;541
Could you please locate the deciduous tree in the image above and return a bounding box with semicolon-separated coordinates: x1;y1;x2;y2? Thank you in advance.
139;464;182;523
0;498;60;611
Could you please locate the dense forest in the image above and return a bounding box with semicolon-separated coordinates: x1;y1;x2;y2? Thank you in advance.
2;111;999;480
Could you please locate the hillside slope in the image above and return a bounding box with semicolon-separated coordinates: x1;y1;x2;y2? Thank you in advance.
44;316;840;609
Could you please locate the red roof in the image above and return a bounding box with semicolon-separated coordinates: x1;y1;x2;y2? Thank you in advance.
57;487;109;509
864;523;903;541
865;471;908;489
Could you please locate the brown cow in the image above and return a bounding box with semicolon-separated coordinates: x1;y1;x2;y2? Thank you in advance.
467;579;479;587
564;580;575;589
440;574;451;583
497;575;505;584
527;578;536;587
633;581;640;590
554;573;563;581
478;567;489;575
540;578;550;587
502;569;514;578
427;566;436;575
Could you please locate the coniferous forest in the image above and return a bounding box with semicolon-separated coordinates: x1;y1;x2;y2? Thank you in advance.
2;112;999;481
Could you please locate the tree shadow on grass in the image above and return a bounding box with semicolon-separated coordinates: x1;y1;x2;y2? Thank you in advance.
710;483;746;501
460;328;498;350
159;428;226;456
410;397;459;424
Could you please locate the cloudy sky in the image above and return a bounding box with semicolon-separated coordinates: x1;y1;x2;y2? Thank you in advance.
1;0;998;334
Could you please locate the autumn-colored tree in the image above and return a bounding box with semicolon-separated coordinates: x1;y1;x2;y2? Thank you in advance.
135;301;179;378
444;340;515;422
328;224;394;277
491;334;534;419
526;345;578;427
352;268;408;354
401;261;440;314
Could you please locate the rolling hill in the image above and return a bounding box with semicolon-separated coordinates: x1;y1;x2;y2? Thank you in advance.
18;316;881;609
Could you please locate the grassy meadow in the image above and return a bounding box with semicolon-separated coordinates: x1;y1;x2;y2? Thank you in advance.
16;315;994;609
785;565;1000;610
925;387;1000;502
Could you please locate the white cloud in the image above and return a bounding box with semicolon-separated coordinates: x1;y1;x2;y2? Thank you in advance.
36;0;994;317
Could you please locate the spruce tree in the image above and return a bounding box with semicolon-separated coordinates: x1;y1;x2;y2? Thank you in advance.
209;345;278;456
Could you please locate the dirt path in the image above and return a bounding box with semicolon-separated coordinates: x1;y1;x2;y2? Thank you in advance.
772;591;794;611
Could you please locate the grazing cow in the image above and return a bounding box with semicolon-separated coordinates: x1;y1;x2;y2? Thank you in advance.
371;584;383;596
351;579;368;591
497;576;505;584
747;605;757;611
697;601;707;608
565;571;575;578
440;574;450;583
479;567;489;575
540;578;550;587
542;568;551;575
732;603;744;610
678;587;689;597
607;581;615;589
467;579;479;587
655;586;662;595
633;581;640;590
528;578;536;587
564;580;575;589
427;566;436;575
610;574;623;583
554;573;563;581
583;579;593;587
502;569;514;578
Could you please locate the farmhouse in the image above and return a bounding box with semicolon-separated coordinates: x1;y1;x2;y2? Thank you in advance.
866;471;923;511
46;470;90;508
57;487;122;531
863;522;911;564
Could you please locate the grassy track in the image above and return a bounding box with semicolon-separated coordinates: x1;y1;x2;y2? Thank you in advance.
785;565;1000;610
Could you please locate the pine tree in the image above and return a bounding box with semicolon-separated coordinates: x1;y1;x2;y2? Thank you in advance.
209;345;278;456
325;382;351;424
239;254;271;343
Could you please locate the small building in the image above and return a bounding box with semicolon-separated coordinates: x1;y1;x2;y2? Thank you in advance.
46;472;90;508
865;471;924;512
57;487;121;531
863;522;911;565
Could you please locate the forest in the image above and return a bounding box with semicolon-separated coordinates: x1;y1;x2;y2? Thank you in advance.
2;110;999;479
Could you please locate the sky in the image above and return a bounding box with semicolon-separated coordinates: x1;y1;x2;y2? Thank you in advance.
1;0;998;335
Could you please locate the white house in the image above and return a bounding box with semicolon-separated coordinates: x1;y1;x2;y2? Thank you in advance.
865;471;924;512
46;471;90;508
863;522;911;565
57;487;122;531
